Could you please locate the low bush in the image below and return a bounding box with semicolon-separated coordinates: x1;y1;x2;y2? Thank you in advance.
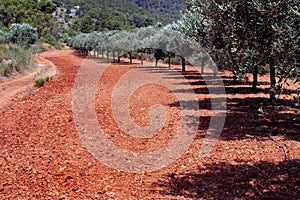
35;78;46;87
35;76;53;87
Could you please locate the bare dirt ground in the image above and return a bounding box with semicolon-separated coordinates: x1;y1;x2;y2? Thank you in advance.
0;49;299;199
0;54;57;109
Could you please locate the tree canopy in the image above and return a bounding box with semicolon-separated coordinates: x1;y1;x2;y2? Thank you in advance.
177;0;299;101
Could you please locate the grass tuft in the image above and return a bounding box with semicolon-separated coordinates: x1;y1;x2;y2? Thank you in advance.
34;76;53;87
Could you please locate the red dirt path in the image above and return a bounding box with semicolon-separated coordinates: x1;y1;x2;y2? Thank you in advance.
0;49;299;199
0;55;57;109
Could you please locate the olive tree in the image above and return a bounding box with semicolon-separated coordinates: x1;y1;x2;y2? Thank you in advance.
179;0;299;101
7;23;38;49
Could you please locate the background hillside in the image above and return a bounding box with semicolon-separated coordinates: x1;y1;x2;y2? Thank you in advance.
61;0;184;32
62;0;160;31
0;0;185;45
128;0;185;22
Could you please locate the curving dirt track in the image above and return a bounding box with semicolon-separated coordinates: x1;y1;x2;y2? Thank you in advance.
0;55;57;109
0;49;299;199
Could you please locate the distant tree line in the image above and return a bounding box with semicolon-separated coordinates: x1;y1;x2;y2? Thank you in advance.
66;25;207;72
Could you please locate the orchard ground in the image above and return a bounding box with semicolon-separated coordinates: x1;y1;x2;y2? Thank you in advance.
0;49;299;199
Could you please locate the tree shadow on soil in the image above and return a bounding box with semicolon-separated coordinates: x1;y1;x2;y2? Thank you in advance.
177;96;300;142
116;64;300;142
114;57;300;200
151;160;300;199
165;69;300;142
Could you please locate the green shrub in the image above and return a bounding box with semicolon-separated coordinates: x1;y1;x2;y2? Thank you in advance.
35;78;46;87
35;76;53;87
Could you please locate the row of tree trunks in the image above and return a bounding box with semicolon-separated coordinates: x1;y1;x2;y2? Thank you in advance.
90;47;277;102
88;49;187;73
232;60;276;101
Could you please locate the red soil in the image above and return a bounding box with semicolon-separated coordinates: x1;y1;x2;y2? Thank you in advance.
0;49;299;199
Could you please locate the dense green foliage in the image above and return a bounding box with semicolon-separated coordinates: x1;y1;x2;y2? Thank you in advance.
62;0;161;32
0;0;184;40
6;23;38;49
128;0;185;22
0;0;61;42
